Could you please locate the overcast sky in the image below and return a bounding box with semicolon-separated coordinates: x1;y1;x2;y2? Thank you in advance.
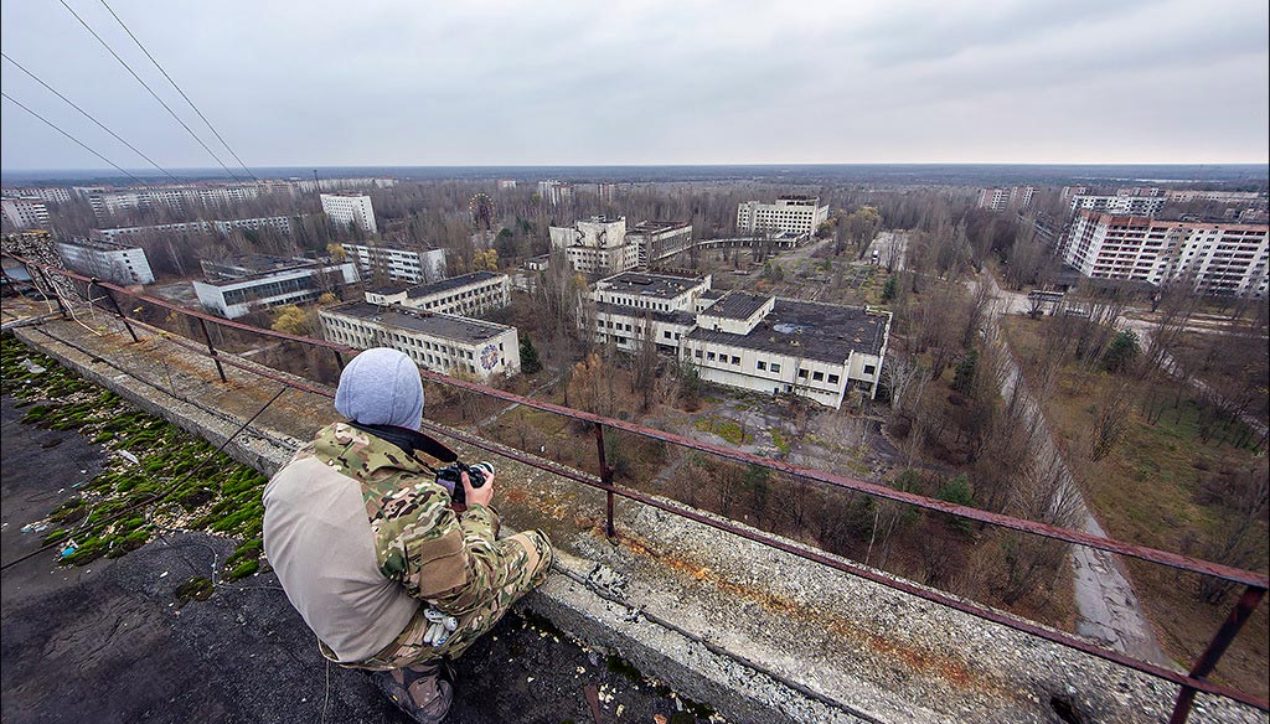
1;0;1267;171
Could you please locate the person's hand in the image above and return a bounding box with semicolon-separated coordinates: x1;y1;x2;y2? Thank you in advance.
461;470;494;508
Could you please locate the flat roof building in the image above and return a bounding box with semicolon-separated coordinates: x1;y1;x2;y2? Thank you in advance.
2;198;50;229
1064;211;1269;297
626;221;693;266
320;302;520;381
549;216;637;275
55;238;154;285
977;187;1034;212
193;254;359;318
91;216;294;243
363;271;510;317
320;193;377;234
1069;194;1166;217
588;272;891;408
343;243;447;285
736;196;828;237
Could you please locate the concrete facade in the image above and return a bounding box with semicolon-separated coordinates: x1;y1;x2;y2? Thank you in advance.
91;216;294;243
54;238;155;285
193;255;359;318
88;185;261;217
1069;194;1167;216
320;193;378;234
589;272;890;408
343;243;447;284
627;220;693;266
976;186;1034;212
550;216;638;274
4;186;72;203
1064;211;1269;297
363;271;510;316
2;198;50;229
320;302;520;380
537;180;573;205
737;197;829;236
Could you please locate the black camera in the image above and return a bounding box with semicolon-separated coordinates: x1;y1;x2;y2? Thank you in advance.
435;461;494;506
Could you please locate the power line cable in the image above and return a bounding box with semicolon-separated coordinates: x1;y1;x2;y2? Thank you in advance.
97;0;257;181
54;0;243;182
1;52;180;183
1;91;145;184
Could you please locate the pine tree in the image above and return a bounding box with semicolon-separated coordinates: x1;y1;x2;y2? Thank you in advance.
519;335;543;374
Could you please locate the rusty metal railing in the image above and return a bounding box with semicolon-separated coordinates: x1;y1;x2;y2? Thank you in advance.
6;253;1268;721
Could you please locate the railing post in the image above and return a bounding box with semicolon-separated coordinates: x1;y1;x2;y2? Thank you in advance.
593;421;616;538
1168;585;1266;724
34;267;69;319
197;317;228;383
91;279;139;343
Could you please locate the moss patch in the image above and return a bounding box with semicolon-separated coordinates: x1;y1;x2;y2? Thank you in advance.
2;335;268;580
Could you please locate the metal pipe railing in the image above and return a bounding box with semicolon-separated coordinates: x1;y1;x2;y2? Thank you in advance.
6;252;1267;719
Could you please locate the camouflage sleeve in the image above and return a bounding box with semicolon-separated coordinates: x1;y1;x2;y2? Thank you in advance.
373;485;510;617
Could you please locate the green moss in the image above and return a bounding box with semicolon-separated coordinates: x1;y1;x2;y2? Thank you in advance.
175;576;215;604
2;336;272;572
693;416;745;445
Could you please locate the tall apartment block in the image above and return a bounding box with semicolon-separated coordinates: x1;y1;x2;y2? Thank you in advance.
1064;211;1269;297
537;180;573;206
976;186;1035;212
320;193;378;234
55;238;155;285
2;198;50;229
736;196;829;237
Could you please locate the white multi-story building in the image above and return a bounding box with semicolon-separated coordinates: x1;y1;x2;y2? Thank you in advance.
588;272;891;408
55;238;155;285
320;193;378;234
549;216;638;275
1069;193;1167;216
6;187;72;203
364;271;510;316
1165;189;1266;205
537;180;573;206
343;243;447;284
87;184;262;217
2;198;50;229
626;221;693;266
193;254;359;318
320;302;520;381
977;186;1035;212
1064;211;1269;297
736;196;829;236
496;179;517;190
90;216;294;243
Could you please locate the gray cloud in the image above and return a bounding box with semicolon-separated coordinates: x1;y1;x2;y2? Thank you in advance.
1;0;1266;171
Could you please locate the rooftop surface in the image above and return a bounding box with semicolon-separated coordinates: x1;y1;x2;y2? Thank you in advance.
324;301;510;343
699;290;770;320
595;271;706;299
203;254;315;276
690;299;889;363
57;237;140;252
404;271;501;299
0;395;702;724
594;300;697;326
628;220;691;234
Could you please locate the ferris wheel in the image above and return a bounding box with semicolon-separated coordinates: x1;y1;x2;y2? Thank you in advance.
469;193;494;231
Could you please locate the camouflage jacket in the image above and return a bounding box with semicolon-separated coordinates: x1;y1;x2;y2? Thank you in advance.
264;419;510;663
305;421;505;615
